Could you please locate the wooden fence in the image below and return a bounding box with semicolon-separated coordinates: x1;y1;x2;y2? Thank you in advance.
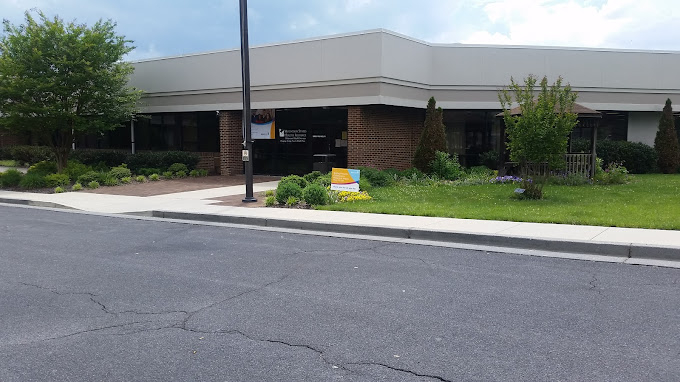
504;153;593;177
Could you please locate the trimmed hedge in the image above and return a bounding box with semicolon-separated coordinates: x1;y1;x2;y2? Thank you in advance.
6;146;54;165
597;140;658;174
125;151;200;173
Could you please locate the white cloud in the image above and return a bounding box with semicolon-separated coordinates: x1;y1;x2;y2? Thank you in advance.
344;0;372;12
459;0;680;48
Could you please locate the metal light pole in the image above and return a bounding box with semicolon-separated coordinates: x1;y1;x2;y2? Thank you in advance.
240;0;256;202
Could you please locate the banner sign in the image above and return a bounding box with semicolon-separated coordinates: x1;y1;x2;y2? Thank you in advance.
252;109;275;139
331;168;360;192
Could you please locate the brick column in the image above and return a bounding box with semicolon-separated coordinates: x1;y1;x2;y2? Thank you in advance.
219;110;243;176
347;105;424;170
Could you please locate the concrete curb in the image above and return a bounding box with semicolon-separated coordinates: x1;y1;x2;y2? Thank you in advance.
144;210;680;262
0;197;74;210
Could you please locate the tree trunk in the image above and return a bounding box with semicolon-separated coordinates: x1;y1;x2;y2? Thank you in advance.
52;129;73;173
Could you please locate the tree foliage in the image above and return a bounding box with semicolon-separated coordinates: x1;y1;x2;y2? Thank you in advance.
0;11;142;171
654;99;680;174
499;75;578;171
413;97;447;172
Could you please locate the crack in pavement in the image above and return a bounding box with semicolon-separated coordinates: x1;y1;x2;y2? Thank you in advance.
11;321;156;346
588;273;602;295
347;361;453;382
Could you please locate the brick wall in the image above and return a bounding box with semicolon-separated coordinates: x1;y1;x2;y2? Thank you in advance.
0;131;28;147
219;110;244;176
347;105;424;170
195;152;222;174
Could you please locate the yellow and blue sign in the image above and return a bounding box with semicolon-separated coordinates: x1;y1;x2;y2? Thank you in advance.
251;109;275;139
331;168;360;192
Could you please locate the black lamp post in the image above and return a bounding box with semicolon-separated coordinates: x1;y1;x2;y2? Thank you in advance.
240;0;256;202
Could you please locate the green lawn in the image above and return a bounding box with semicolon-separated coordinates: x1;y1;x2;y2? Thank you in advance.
317;174;680;230
0;160;19;167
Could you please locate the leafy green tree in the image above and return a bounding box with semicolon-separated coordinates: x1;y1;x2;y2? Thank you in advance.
413;97;447;172
654;99;680;174
498;75;578;172
0;11;142;172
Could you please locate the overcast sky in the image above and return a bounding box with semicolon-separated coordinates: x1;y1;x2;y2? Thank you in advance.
2;0;679;60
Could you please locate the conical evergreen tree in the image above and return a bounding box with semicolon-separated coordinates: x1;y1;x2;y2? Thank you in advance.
413;97;447;172
654;99;680;173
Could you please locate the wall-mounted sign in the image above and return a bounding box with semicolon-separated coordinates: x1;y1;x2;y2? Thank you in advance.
331;168;360;192
279;129;307;143
252;109;275;139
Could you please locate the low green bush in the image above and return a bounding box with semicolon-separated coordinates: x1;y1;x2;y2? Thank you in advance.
279;175;308;189
162;171;174;179
137;167;162;177
103;176;120;186
149;173;160;181
313;173;332;187
125;151;200;173
175;170;187;178
303;171;323;183
512;178;544;200
359;177;372;192
429;151;463;181
286;196;299;206
63;160;92;182
135;175;146;182
27;160;57;176
265;195;277;206
597;140;658;174
594;159;630;185
358;167;396;187
0;169;23;187
303;183;329;205
71;182;83;191
479;150;500;170
121;176;132;184
54;186;66;194
167;162;188;174
265;189;274;197
8;145;54;165
87;181;100;189
77;171;107;185
44;173;70;187
70;150;127;168
19;172;46;189
108;165;132;180
276;181;303;204
398;167;425;180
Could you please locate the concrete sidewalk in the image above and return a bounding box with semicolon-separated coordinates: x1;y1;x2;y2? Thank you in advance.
2;183;680;267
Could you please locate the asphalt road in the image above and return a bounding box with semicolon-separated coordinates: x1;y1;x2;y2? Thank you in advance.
1;205;679;382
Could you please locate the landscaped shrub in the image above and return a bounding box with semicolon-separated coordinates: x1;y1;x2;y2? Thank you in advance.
358;167;395;187
77;171;107;185
87;181;100;189
71;182;83;191
265;195;276;206
108;165;132;180
479;150;500;170
162;171;174;179
359;177;372;192
303;171;323;183
413;97;447;172
121;176;132;184
27;161;57;176
302;183;329;205
398;167;425;180
654;99;680;173
512;178;543;200
167;162;188;174
54;186;65;193
594;158;630;185
137;168;162;176
63;160;92;182
188;169;208;177
149;173;160;181
19;172;46;189
124;151;200;173
135;175;147;182
279;175;308;189
276;181;303;204
265;189;274;197
286;196;299;206
596;140;657;174
70;150;127;168
314;173;332;187
0;169;23;187
103;176;120;186
0;147;10;160
44;173;70;187
429;151;463;180
8;145;54;165
175;170;187;178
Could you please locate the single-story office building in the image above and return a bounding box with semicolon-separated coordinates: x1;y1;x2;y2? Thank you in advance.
75;29;680;174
